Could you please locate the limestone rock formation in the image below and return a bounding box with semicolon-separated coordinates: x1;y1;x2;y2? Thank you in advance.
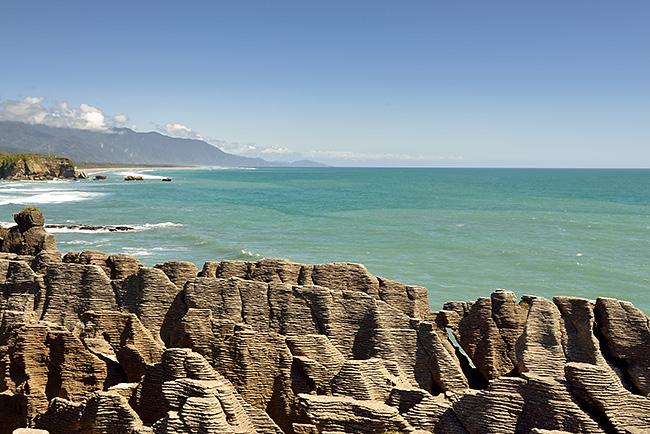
0;208;649;434
1;208;56;256
594;297;650;395
564;362;650;432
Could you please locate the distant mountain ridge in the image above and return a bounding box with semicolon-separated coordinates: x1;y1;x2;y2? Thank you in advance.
0;121;325;167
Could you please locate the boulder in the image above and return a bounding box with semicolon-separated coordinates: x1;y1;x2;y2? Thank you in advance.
1;208;56;256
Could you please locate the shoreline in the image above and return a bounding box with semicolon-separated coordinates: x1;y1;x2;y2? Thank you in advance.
81;165;205;175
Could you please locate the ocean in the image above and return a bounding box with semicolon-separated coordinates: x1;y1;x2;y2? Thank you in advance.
1;167;648;314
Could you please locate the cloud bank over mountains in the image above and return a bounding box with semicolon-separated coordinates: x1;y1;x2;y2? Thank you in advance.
0;97;130;131
0;96;463;166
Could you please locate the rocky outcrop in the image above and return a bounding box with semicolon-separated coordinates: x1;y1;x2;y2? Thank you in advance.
0;208;649;434
0;153;77;180
1;208;57;256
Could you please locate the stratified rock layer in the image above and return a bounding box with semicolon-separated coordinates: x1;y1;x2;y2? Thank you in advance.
0;209;649;434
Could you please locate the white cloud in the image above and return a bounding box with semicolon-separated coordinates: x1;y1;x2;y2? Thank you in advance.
113;114;129;124
158;123;203;139
79;103;106;130
0;96;129;131
215;141;463;165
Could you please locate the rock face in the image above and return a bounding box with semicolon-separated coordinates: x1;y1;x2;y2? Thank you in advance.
1;208;57;256
0;208;649;434
0;153;77;180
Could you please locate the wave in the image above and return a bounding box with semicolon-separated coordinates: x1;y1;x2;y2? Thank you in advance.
120;246;183;257
44;222;184;233
134;222;184;231
237;249;263;259
45;226;125;234
0;191;104;206
117;171;167;180
59;239;96;245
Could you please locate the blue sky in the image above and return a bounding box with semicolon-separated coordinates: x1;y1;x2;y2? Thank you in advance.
1;1;648;167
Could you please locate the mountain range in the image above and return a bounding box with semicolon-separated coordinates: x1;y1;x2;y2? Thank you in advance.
0;121;325;167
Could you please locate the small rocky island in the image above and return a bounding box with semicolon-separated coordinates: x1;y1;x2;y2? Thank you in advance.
0;153;81;180
0;207;649;434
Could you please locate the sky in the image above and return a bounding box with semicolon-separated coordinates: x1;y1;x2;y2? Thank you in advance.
0;1;648;167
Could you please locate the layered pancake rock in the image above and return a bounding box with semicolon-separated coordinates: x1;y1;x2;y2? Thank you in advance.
0;208;649;434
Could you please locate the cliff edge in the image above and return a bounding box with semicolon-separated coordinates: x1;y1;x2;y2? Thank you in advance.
0;207;648;434
0;153;78;180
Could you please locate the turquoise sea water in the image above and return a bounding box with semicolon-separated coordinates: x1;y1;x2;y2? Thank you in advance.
1;168;648;313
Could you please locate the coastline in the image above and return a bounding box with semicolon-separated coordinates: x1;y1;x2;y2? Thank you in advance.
80;165;205;175
1;206;649;432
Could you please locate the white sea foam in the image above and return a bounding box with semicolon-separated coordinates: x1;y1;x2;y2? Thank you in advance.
121;247;153;256
46;226;115;233
134;222;184;231
60;240;95;245
118;171;166;180
240;249;262;258
0;191;104;205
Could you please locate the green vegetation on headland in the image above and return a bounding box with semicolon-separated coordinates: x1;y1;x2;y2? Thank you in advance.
0;152;78;180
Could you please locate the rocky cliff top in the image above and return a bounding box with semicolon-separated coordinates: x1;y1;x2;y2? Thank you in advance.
0;153;78;180
0;207;649;434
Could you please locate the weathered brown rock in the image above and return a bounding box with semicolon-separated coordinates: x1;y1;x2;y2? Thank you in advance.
153;261;199;289
113;267;186;346
81;310;164;383
1;210;650;434
32;250;62;275
35;391;143;434
594;297;650;395
298;394;416;434
0;321;106;429
515;297;566;378
0;259;43;317
0;155;76;181
452;297;514;380
452;374;605;433
1;208;56;256
40;263;116;331
107;253;144;280
131;348;283;434
416;320;469;391
203;258;435;320
565;362;650;433
13;208;46;229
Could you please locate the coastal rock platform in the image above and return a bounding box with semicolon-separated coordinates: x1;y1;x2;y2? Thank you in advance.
0;208;648;434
